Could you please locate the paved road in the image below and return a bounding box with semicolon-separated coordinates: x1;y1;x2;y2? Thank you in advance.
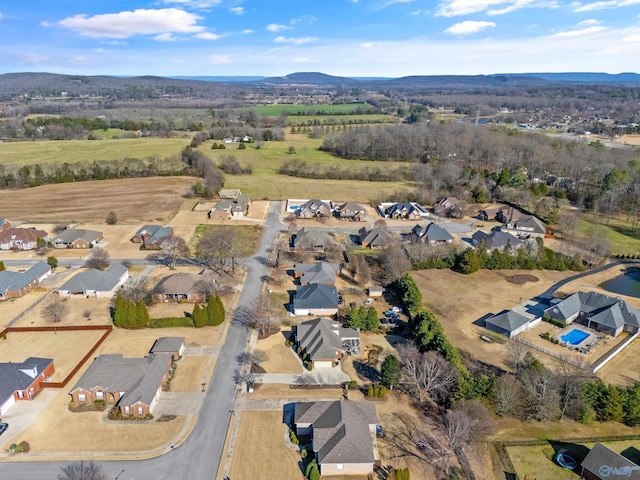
0;201;283;480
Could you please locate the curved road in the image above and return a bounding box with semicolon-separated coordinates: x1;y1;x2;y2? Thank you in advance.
0;201;283;480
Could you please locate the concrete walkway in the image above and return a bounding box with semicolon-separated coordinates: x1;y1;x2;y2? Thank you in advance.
253;369;350;385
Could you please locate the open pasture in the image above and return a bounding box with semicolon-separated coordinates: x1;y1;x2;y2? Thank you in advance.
237;102;376;116
286;113;397;126
579;213;640;255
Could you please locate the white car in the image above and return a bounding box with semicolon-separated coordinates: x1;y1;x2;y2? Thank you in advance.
364;298;373;306
391;306;401;313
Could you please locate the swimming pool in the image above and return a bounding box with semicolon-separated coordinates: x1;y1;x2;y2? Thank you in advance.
561;329;590;345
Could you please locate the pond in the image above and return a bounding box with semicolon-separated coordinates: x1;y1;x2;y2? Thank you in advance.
601;269;640;298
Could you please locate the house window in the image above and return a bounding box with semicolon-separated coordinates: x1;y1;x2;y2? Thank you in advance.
337;464;344;470
125;406;130;414
96;391;104;400
138;407;144;415
17;391;24;399
78;394;86;402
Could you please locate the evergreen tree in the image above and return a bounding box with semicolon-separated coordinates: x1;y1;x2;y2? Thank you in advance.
624;383;640;426
193;303;206;328
113;295;126;328
136;300;149;328
206;295;225;326
380;354;401;389
365;306;380;330
346;306;366;330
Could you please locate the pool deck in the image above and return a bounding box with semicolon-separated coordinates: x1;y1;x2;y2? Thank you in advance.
555;325;601;352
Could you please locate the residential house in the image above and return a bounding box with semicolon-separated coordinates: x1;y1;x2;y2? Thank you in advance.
502;213;547;239
294;263;341;286
545;291;640;337
0;261;51;300
0;227;49;251
0;218;10;232
411;223;454;246
484;310;535;338
471;230;523;252
52;229;103;249
149;337;185;362
433;197;462;218
56;264;129;298
237;193;251;206
581;443;640;480
131;225;173;250
292;228;334;252
69;352;172;418
151;271;214;303
381;202;428;220
0;358;55;418
359;227;395;249
293;283;339;316
295;318;360;369
294;400;379;475
231;202;248;218
296;199;332;219
209;200;233;220
218;188;241;200
334;202;367;222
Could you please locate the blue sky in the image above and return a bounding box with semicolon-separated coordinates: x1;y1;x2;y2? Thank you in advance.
0;0;638;76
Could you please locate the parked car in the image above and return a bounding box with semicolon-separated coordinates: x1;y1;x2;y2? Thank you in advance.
391;306;401;313
383;309;395;317
381;317;389;324
376;425;386;438
0;423;8;436
338;295;344;305
364;298;373;306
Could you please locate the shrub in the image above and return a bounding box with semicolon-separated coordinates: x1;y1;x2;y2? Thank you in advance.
105;211;118;225
542;316;567;328
344;380;358;389
146;317;195;328
305;459;318;478
290;430;299;445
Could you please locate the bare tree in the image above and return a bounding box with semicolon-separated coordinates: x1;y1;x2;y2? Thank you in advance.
84;247;111;271
105;211;118;225
120;276;151;303
398;344;458;403
246;350;268;367
82;309;92;321
506;340;528;377
58;461;107;480
43;296;69;323
378;246;411;284
374;219;388;229
444;410;474;452
521;366;560;421
196;228;249;274
493;374;522;417
235;299;280;337
161;236;190;270
555;356;592;420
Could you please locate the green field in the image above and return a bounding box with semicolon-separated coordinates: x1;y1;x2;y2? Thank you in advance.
579;214;640;255
286;114;397;126
0;137;191;167
236;103;375;116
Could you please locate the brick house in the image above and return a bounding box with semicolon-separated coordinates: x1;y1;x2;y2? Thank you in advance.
0;358;55;418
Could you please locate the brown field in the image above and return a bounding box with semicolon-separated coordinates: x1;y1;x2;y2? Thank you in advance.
228;411;304;480
170;357;209;392
0;329;107;382
0;177;197;223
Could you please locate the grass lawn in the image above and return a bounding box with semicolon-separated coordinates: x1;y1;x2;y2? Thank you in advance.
0;137;190;167
236;102;376;116
286;114;397;126
579;213;640;255
192;224;264;253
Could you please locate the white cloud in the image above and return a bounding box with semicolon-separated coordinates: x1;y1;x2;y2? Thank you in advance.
241;29;255;34
571;0;640;11
360;41;386;48
548;25;606;37
230;7;244;15
436;0;552;16
266;23;291;32
293;56;316;63
290;15;317;25
274;36;318;44
445;20;496;35
56;9;204;38
154;33;180;42
385;0;414;5
162;0;222;8
194;32;223;40
209;54;231;64
578;18;601;26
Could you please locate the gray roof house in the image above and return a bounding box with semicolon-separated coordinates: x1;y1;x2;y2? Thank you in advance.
502;213;547;238
294;263;341;286
292;228;334;252
383;202;428;220
52;229;103;249
334;202;367;221
131;225;174;250
151;272;214;303
485;310;533;338
293;284;339;316
411;223;454;246
472;230;523;252
295;318;360;368
359;227;395;249
294;400;379;476
149;337;185;361
0;261;51;300
0;357;55;418
69;352;172;418
57;264;129;298
545;291;640;337
297;199;332;218
581;443;640;480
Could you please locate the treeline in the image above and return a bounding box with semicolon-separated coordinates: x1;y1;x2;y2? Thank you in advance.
278;159;415;182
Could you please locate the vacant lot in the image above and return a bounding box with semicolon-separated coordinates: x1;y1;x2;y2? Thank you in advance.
0;177;196;223
0;329;107;382
0;137;189;167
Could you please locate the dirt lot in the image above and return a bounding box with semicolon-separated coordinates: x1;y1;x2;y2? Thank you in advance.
411;269;575;371
0;177;197;224
256;330;303;374
228;411;304;480
170;356;209;392
0;329;106;382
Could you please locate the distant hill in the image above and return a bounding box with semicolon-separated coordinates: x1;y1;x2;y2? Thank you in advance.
170;75;265;82
256;72;357;85
379;74;551;88
501;72;640;84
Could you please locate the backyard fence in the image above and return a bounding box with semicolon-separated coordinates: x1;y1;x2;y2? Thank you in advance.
591;331;639;373
513;337;583;367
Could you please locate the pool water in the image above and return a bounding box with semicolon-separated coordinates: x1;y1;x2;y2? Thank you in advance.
561;329;590;345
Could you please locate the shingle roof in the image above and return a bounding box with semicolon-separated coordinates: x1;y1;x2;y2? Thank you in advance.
69;353;171;408
0;358;54;408
293;228;332;248
0;261;50;295
486;310;531;333
385;202;426;217
513;214;546;235
294;284;339;310
0;227;48;244
295;401;378;465
359;227;394;247
296;318;344;361
548;291;640;331
581;443;640;479
294;263;340;284
52;229;102;245
335;202;365;213
473;230;523;250
134;225;173;246
413;223;454;242
149;337;185;355
153;272;214;295
58;264;128;294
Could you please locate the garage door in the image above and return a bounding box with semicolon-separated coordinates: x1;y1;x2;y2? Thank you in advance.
1;394;16;417
314;361;333;369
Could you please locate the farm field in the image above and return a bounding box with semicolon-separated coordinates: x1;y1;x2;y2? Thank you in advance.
236;102;376;116
0;137;190;167
286;113;396;126
579;213;640;255
0;176;196;223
